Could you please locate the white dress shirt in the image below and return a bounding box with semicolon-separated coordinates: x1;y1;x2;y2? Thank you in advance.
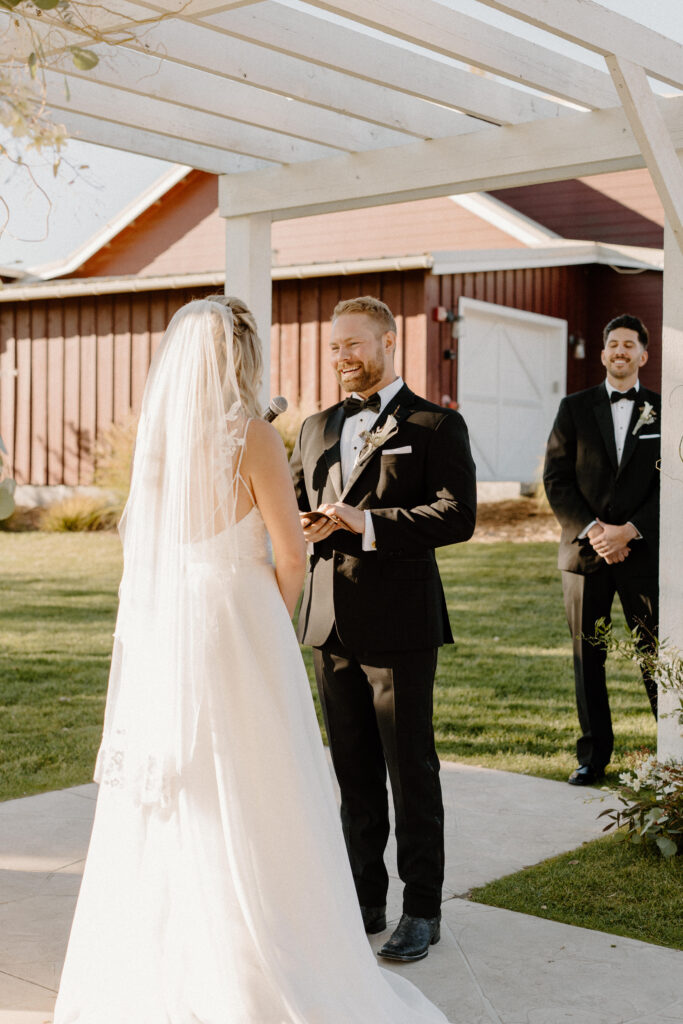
340;376;404;551
605;379;639;464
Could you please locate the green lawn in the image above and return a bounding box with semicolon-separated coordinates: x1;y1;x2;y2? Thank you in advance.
0;531;672;949
469;833;683;950
0;533;655;801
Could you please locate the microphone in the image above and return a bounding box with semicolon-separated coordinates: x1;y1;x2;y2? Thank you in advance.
263;396;288;423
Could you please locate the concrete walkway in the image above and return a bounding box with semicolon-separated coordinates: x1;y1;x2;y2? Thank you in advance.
1;762;681;1024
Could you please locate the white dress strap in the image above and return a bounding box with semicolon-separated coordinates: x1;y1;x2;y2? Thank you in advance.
234;418;257;508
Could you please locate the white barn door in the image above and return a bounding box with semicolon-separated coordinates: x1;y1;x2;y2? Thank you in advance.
457;298;567;483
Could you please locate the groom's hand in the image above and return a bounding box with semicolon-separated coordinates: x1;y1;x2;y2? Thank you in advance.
318;502;365;535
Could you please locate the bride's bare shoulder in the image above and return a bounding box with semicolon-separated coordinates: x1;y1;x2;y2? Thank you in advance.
243;418;286;466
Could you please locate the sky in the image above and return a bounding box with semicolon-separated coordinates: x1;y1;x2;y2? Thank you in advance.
0;0;681;275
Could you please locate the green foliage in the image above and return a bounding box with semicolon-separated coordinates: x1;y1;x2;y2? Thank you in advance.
40;494;119;532
587;622;683;858
470;833;683;950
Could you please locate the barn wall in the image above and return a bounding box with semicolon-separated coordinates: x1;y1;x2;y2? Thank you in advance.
0;262;662;487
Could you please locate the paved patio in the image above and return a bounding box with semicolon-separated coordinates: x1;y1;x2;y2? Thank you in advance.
1;761;681;1024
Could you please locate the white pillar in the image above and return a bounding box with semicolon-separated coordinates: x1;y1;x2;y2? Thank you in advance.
658;220;683;762
221;205;273;407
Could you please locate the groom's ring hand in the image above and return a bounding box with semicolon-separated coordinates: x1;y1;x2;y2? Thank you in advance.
300;510;342;541
319;502;364;535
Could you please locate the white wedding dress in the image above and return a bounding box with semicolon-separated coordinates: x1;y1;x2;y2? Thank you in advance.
54;504;450;1023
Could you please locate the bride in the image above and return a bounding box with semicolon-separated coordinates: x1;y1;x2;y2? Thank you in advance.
54;297;450;1024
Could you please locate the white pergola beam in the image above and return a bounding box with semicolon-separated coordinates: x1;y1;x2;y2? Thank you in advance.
479;0;683;91
121;19;481;140
213;1;563;126
659;219;683;761
57;111;271;175
46;42;412;154
120;1;263;17
27;6;478;143
43;72;344;165
302;0;618;109
224;213;273;402
219;95;683;220
607;57;683;256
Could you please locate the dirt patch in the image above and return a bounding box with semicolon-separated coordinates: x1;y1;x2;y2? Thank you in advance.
474;499;560;543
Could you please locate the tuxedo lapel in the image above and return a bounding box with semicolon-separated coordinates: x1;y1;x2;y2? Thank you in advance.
592;386;618;473
340;386;416;501
323;406;344;500
617;390;655;476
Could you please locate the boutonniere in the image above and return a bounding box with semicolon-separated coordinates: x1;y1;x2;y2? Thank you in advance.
632;401;657;435
357;414;397;462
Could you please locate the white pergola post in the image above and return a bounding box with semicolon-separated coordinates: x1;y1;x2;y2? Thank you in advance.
221;204;273;405
658;220;683;762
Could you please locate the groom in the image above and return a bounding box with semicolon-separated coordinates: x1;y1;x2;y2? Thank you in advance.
290;296;476;962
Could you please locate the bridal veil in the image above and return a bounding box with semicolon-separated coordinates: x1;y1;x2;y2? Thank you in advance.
95;299;245;806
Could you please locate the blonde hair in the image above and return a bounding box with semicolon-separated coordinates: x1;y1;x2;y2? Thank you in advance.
332;295;397;336
205;294;263;418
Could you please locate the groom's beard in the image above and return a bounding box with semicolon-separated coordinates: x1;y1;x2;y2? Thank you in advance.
336;350;385;394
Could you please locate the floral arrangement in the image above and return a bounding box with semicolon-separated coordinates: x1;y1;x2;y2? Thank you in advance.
589;620;683;858
599;753;683;858
358;415;397;462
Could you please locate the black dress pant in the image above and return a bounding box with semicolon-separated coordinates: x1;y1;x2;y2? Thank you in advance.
313;631;443;919
562;563;658;770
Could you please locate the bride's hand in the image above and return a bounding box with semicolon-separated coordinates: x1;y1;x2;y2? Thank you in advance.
300;509;342;542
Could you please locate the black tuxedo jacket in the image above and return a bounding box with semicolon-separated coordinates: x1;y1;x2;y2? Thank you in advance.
290;385;477;651
543;382;660;575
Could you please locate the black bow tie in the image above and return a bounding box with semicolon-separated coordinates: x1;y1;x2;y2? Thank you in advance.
342;393;382;417
610;387;639;403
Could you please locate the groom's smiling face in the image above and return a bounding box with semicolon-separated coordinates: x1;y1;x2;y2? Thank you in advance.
330;313;396;397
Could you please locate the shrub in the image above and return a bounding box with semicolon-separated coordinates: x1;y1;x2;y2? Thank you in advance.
0;505;43;532
40;496;119;533
93;415;137;502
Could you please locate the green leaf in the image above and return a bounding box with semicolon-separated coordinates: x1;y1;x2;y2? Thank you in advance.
33;0;61;9
0;0;23;10
70;47;99;71
27;51;38;79
655;836;678;859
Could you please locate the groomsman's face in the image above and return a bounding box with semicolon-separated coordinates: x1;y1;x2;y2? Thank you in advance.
330;313;397;397
601;327;648;388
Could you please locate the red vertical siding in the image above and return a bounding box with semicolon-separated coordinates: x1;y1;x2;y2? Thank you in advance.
63;302;80;486
46;305;64;486
0;263;662;487
31;305;48;486
0;307;16;479
14;308;31;486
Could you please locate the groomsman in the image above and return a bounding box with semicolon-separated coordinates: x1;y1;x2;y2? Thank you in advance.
543;314;660;785
290;296;476;961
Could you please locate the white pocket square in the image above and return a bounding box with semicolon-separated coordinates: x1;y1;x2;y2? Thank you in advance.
382;445;412;455
638;434;660;439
